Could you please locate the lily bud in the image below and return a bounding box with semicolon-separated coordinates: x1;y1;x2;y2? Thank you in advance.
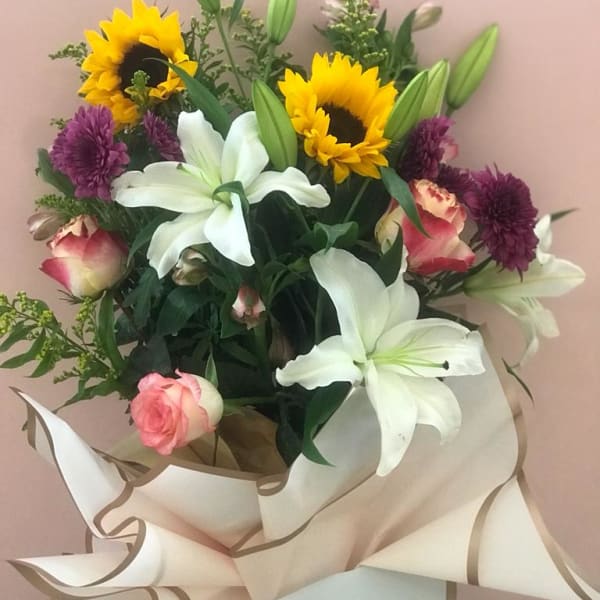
412;2;442;32
27;209;66;241
172;248;208;286
384;70;428;141
447;24;499;111
197;0;221;14
232;285;266;330
252;80;298;171
419;59;450;119
266;0;297;45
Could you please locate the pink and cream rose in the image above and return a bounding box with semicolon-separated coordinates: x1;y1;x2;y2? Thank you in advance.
131;370;223;456
41;215;127;297
375;179;475;275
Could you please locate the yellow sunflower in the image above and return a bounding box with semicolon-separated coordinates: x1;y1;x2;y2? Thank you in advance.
79;0;197;127
279;53;397;184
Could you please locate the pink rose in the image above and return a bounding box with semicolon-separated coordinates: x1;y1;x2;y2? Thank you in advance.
131;370;223;456
375;179;475;275
41;215;127;298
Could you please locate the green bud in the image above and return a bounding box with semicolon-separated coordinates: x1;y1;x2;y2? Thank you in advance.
197;0;221;15
252;80;298;171
266;0;297;45
384;70;429;141
419;59;450;119
447;24;499;111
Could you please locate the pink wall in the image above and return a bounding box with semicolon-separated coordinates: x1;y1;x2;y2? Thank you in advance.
0;1;598;597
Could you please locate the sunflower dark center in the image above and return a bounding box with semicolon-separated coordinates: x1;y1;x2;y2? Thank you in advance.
118;43;169;94
322;103;366;146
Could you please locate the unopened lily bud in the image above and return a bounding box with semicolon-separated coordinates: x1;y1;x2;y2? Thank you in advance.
266;0;297;45
412;2;442;32
252;80;298;171
172;248;208;286
232;285;266;330
27;209;66;241
197;0;221;14
419;59;450;119
447;24;499;111
384;70;428;141
268;324;295;367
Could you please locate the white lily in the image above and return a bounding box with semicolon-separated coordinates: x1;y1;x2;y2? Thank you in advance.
464;215;585;365
113;110;330;277
276;248;484;476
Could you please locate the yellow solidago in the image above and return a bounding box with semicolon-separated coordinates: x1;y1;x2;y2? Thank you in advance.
79;0;197;127
279;52;396;183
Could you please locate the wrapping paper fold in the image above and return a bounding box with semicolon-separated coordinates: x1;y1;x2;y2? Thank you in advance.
10;346;600;600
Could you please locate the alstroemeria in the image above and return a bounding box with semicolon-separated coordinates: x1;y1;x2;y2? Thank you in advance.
464;215;585;365
276;248;484;476
113;110;330;277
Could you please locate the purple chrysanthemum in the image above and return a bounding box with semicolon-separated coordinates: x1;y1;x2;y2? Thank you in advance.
398;116;458;182
143;113;184;162
50;106;129;202
435;164;475;200
464;167;538;272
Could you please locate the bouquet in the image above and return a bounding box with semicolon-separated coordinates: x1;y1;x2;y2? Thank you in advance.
3;1;595;598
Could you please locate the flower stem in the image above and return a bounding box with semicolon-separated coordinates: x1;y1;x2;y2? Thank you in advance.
343;179;370;222
215;11;248;100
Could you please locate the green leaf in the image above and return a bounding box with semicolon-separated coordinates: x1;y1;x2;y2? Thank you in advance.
393;10;416;62
276;411;302;466
205;350;219;387
550;208;577;222
229;0;244;27
375;228;404;286
127;214;169;264
160;60;231;137
300;221;359;252
221;340;259;367
123;268;161;328
376;8;388;33
36;149;75;196
0;323;36;353
155;287;206;336
503;359;534;404
0;333;46;369
29;352;55;378
120;336;171;387
302;382;350;465
97;292;125;371
213;180;250;216
380;167;429;237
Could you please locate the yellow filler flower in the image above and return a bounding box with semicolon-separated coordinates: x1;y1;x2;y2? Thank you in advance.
279;53;397;183
79;0;197;127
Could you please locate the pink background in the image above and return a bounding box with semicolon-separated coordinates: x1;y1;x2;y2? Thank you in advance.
0;0;598;597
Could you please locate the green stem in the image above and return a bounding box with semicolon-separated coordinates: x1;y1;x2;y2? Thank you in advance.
262;43;275;82
215;11;247;100
343;179;370;222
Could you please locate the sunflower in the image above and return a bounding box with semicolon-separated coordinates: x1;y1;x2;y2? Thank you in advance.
79;0;197;127
279;53;397;184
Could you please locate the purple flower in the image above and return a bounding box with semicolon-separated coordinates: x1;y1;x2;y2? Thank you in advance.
464;167;538;272
143;113;184;162
50;106;129;202
435;164;475;200
398;116;458;182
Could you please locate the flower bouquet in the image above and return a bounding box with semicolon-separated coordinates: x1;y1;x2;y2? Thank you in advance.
3;0;596;598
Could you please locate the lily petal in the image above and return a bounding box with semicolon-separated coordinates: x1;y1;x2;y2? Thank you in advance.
276;335;363;389
374;318;484;378
177;110;224;188
204;195;254;266
246;168;331;207
310;249;389;359
364;362;418;477
113;162;214;213
148;212;210;278
534;214;553;265
384;270;419;330
221;112;269;187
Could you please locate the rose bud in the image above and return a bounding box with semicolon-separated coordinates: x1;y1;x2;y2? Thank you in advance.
375;179;475;275
172;248;208;286
412;2;443;32
252;80;298;171
40;215;128;298
27;209;66;241
232;285;266;330
447;24;499;111
131;370;223;456
266;0;297;45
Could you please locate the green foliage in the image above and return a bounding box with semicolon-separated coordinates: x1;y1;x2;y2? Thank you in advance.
49;42;88;68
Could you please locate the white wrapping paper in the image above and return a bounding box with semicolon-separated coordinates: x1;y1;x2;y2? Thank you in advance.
9;346;600;600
